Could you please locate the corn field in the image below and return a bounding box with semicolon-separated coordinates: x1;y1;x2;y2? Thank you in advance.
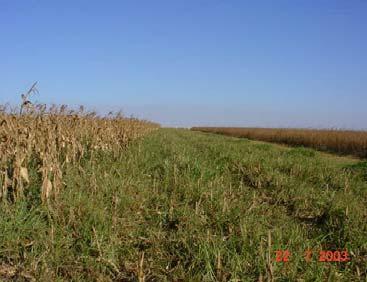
0;102;159;203
192;127;367;158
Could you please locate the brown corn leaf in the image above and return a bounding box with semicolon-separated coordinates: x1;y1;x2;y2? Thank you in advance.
4;173;12;187
20;167;30;183
41;177;52;201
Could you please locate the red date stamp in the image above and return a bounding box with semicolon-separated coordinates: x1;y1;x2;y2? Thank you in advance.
275;249;350;262
275;250;290;262
318;250;350;262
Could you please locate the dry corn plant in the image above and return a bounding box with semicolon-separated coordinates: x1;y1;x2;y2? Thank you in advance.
0;84;159;203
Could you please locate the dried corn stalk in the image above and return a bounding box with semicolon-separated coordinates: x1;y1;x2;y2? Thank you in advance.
0;88;159;203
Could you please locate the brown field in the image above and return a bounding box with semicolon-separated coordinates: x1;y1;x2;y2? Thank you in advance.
191;127;367;158
0;103;159;203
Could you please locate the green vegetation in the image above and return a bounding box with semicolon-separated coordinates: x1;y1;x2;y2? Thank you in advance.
1;129;366;281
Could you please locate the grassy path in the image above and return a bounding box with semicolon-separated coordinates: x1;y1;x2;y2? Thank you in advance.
1;129;366;281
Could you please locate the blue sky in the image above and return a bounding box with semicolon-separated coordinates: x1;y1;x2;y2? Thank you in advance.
1;0;366;128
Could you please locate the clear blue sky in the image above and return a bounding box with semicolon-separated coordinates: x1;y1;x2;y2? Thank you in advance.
1;0;366;128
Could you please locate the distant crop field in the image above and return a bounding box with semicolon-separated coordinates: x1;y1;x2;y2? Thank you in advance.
191;127;367;158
